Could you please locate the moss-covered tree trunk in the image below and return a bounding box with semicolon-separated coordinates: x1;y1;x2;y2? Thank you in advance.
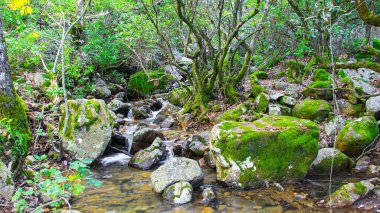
356;0;380;27
0;17;31;175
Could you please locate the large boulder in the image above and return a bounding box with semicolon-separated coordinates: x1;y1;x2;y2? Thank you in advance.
130;138;165;170
162;181;193;204
339;68;380;95
59;99;115;163
210;116;319;189
292;99;331;122
336;116;379;157
366;96;380;120
309;148;353;174
0;160;14;200
132;128;164;154
150;157;203;193
329;180;375;208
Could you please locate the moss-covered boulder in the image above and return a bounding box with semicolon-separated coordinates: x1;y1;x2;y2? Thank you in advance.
168;87;190;107
128;70;173;96
328;180;374;208
309;148;353;174
302;81;333;100
210;116;319;189
58;99;115;163
292;99;331;122
0;160;14;200
162;181;193;204
336;116;379;157
312;69;331;81
254;93;269;113
217;104;248;122
130;138;165;170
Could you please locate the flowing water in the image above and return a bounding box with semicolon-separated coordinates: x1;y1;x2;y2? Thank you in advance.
72;99;378;213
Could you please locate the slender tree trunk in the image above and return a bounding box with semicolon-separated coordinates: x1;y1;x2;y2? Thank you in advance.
0;16;31;175
0;17;13;98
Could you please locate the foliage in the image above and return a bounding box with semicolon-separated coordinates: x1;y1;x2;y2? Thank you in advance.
12;157;102;212
0;118;29;160
128;70;173;95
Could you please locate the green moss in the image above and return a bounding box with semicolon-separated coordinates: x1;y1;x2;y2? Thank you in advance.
254;93;269;113
58;99;111;140
218;105;248;122
168;87;190;107
312;69;331;81
373;38;380;51
292;99;331;122
128;69;173;95
0;89;32;160
354;182;366;195
251;71;268;79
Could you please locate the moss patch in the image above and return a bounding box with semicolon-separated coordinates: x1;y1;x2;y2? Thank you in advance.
312;69;331;81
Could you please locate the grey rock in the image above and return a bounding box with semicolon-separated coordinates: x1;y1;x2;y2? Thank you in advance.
94;79;111;99
329;180;374;208
132;106;152;119
309;148;353;174
114;92;125;101
107;99;131;116
162;181;193;204
132;128;164;153
0;160;14;200
279;96;296;107
355;155;370;172
150;157;203;193
161;117;176;128
268;103;292;116
324;116;346;136
366;96;380;119
130;138;165;170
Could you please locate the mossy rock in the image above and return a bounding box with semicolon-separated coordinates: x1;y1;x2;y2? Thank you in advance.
162;181;193;204
309;148;353;174
285;60;306;83
128;70;173;96
336;116;379;157
254;93;269;113
329;180;374;208
250;75;265;97
168;87;190;107
210;116;319;189
292;99;331;122
251;71;268;80
130;138;165;170
312;69;331;81
58;99;115;163
217;104;248;122
302;81;333;100
337;99;365;117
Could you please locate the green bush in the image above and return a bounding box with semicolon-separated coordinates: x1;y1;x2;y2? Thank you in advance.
128;70;173;95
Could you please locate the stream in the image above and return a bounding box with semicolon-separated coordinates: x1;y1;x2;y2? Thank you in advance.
71;99;377;213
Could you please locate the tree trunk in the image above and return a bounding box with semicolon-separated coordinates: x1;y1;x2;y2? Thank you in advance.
356;0;380;27
0;16;31;174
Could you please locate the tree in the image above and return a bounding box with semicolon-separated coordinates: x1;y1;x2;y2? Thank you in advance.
140;0;263;114
0;15;31;175
356;0;380;27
